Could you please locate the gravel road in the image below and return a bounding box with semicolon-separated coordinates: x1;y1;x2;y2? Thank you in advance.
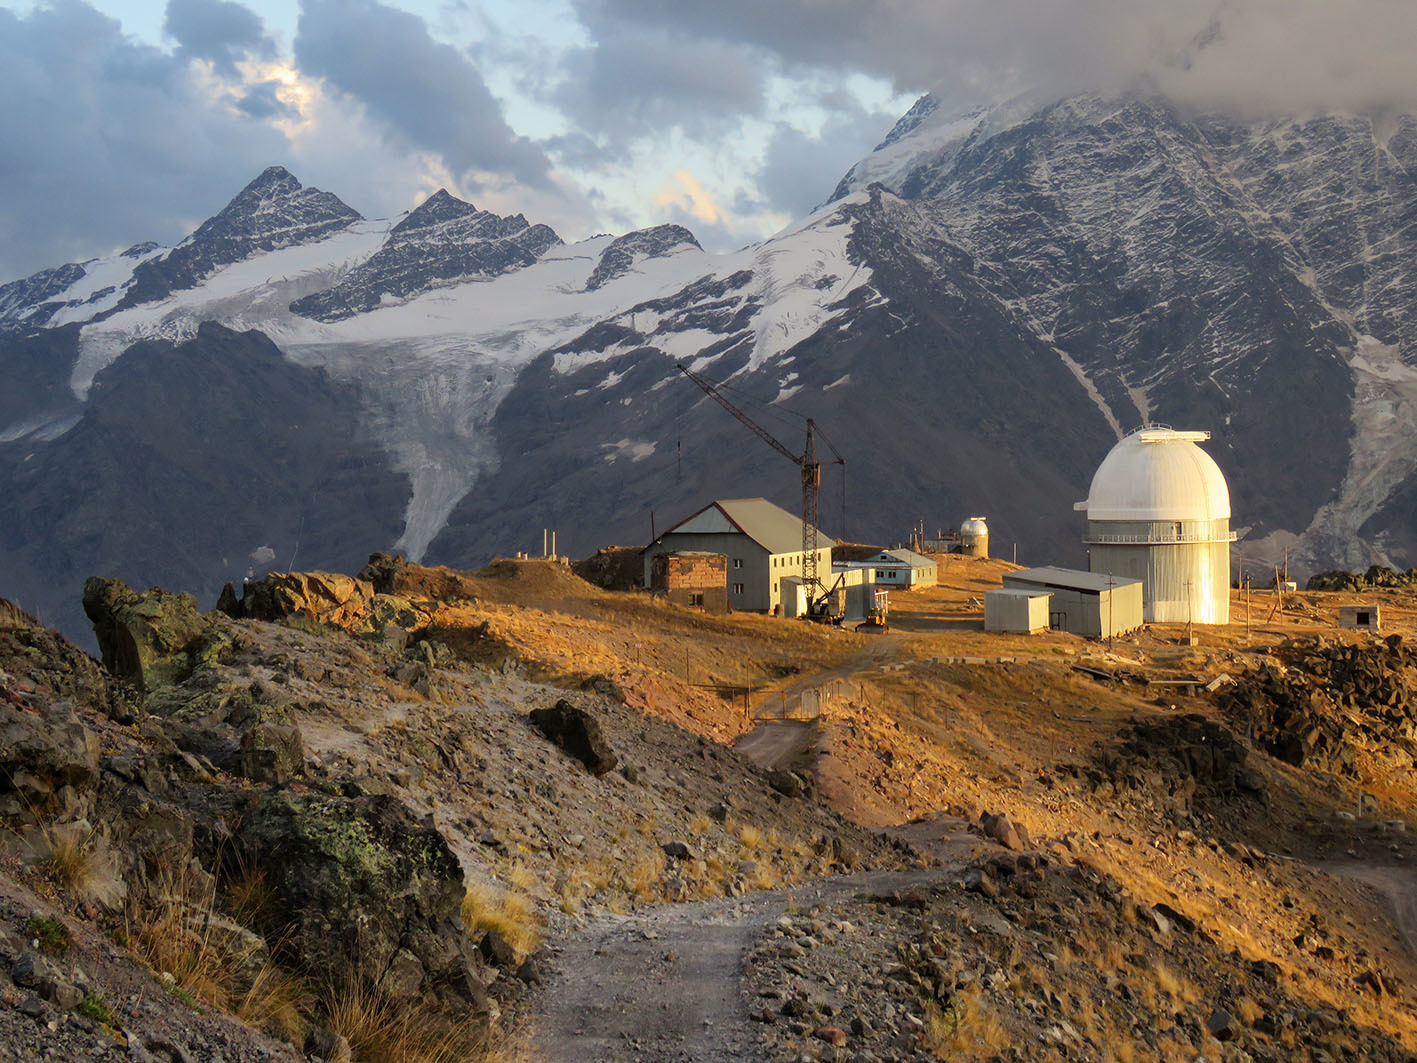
532;870;945;1062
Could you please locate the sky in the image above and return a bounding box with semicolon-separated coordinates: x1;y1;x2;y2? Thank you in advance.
2;0;1416;281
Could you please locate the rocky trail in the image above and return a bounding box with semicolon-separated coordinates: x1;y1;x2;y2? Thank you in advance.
532;869;951;1062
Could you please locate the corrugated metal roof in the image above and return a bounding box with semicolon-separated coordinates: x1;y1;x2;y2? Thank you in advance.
1004;566;1141;593
987;587;1051;599
659;498;836;555
874;549;937;568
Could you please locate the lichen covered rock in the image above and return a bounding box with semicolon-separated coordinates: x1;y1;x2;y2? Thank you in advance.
82;578;220;693
237;791;487;1016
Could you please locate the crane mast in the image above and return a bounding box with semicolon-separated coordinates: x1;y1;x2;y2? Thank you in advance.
675;362;843;614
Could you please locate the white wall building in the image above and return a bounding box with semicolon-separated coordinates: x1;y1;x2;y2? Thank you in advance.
1075;427;1236;625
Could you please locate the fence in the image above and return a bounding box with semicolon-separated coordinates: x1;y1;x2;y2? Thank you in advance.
752;678;858;722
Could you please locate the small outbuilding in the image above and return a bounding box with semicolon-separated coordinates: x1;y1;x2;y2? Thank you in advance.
860;549;938;588
1339;604;1382;631
1002;566;1144;639
985;588;1051;634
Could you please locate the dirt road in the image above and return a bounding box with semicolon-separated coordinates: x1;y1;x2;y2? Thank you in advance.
532;870;943;1062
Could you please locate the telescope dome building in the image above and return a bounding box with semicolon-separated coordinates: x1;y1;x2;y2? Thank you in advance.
1075;427;1235;624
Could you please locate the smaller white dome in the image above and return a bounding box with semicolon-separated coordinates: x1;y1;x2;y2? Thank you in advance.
1081;428;1230;522
960;517;989;537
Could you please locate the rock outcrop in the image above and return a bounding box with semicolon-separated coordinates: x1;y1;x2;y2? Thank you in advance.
528;699;618;777
236;791;487;1014
81;578;221;694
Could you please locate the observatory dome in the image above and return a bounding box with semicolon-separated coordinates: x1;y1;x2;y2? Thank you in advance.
1082;428;1230;523
960;517;989;537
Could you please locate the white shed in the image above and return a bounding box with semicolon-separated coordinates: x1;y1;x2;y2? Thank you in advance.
985;588;1051;634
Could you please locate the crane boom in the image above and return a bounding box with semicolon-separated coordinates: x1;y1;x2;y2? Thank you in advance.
675;362;844;616
675;363;800;466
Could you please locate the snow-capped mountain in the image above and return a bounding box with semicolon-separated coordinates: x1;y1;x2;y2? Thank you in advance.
4;91;1417;645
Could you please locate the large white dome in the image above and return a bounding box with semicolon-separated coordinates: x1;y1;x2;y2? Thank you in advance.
1080;428;1231;522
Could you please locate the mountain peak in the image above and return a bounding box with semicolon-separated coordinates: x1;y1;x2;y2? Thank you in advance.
396;188;480;233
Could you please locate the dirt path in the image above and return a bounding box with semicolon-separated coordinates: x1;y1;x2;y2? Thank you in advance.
532;870;946;1062
1330;862;1417;957
734;634;906;771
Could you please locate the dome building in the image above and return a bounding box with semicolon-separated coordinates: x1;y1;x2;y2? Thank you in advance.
959;517;989;558
1074;428;1235;624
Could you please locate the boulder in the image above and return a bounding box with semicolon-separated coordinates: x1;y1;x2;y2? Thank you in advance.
528;700;618;776
82;578;219;693
237;722;304;785
980;811;1030;851
236;791;486;1015
0;702;101;816
238;570;432;638
238;571;375;628
768;769;809;798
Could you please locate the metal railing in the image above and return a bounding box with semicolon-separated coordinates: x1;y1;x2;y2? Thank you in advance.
1084;531;1238;545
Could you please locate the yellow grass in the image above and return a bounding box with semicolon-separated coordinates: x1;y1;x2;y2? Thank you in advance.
462;881;541;954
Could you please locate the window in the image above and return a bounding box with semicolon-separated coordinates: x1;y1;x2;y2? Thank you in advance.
1175;521;1183;540
733;558;743;569
732;582;745;595
689;592;704;606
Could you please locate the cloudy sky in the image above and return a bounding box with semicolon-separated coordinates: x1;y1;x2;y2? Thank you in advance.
2;0;1415;281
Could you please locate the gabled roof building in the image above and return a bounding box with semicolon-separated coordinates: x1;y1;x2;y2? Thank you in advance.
643;498;835;614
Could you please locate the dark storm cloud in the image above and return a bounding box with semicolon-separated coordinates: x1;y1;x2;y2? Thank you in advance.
294;0;553;186
577;0;1417;114
164;0;275;75
237;79;300;120
554;22;767;143
756;105;899;217
0;0;288;281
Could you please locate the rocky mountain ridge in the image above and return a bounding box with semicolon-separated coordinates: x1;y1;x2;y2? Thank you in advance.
5;90;1417;644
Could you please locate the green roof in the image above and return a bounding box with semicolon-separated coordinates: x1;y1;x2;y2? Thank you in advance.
660;498;836;555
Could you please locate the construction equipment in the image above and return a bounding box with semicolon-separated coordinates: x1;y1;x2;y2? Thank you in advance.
855;588;889;633
675;362;845;619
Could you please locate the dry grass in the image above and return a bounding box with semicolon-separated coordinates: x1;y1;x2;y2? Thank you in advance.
235;963;305;1042
125;867;304;1040
462;880;541;954
620;850;664;902
688;813;712;834
322;979;492;1063
225;861;271;930
738;824;764;851
28;822;124;909
922;987;1008;1057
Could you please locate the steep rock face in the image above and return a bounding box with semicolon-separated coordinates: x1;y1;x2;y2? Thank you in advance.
289;188;561;321
0;322;408;650
430;186;1116;568
0;263;87;334
0;326;83;441
115;166;361;310
584;224;701;291
828;93;1417;569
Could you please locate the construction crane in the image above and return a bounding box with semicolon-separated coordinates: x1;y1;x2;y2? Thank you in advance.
675;362;845;617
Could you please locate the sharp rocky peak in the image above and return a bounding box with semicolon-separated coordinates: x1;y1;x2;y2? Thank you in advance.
288;190;561;322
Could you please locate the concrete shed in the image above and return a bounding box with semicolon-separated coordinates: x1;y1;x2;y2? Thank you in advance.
1002;566;1144;639
985;588;1051;634
1339;604;1382;631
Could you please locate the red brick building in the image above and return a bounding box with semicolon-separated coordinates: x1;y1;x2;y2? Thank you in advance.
649;551;728;613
